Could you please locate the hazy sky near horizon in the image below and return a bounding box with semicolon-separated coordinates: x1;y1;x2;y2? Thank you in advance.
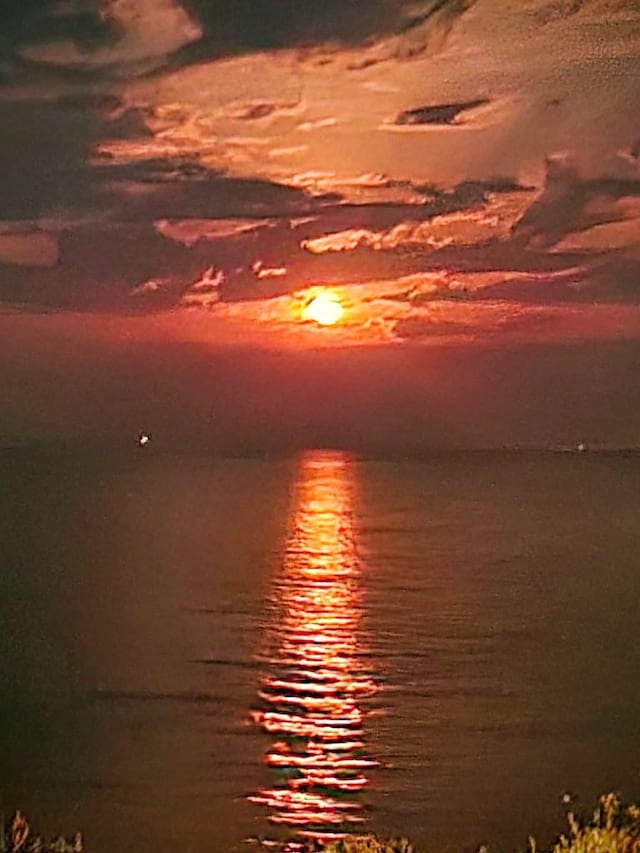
1;0;640;447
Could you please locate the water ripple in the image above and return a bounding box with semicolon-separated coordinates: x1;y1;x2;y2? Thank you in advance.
249;451;377;847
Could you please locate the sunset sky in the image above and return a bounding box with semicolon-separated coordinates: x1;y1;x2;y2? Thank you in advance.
2;0;640;449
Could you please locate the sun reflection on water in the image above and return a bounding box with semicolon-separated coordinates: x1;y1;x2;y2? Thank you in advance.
249;450;377;848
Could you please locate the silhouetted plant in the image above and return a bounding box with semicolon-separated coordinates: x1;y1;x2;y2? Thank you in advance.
318;793;640;853
1;811;81;853
548;793;640;853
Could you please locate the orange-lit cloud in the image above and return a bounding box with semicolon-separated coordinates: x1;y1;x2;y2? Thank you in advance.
179;266;223;309
87;0;637;200
301;192;532;254
155;218;277;247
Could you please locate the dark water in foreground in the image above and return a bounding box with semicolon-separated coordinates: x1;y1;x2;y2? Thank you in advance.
1;448;640;852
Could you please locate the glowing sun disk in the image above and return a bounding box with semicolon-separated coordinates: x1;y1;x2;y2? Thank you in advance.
303;292;344;326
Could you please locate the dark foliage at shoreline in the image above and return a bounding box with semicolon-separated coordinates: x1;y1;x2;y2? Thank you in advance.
316;793;640;853
1;811;81;853
5;793;640;853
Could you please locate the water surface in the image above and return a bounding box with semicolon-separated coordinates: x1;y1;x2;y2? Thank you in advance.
1;448;640;852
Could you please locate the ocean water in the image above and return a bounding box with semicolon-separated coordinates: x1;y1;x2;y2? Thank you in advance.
1;448;640;853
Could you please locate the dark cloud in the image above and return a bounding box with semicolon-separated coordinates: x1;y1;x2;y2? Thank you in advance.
0;223;200;311
0;100;97;220
394;99;490;126
1;1;124;74
94;155;221;184
1;0;200;81
52;92;122;112
103;175;319;221
184;0;394;50
0;0;476;83
97;105;153;140
0;1;104;50
229;102;284;121
180;0;472;54
478;255;640;304
513;157;640;249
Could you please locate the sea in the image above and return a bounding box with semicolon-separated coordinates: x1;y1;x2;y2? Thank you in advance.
1;447;640;853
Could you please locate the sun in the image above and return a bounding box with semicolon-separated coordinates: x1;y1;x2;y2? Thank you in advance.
303;291;344;326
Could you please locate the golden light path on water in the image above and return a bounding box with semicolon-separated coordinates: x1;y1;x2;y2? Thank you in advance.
249;451;377;849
